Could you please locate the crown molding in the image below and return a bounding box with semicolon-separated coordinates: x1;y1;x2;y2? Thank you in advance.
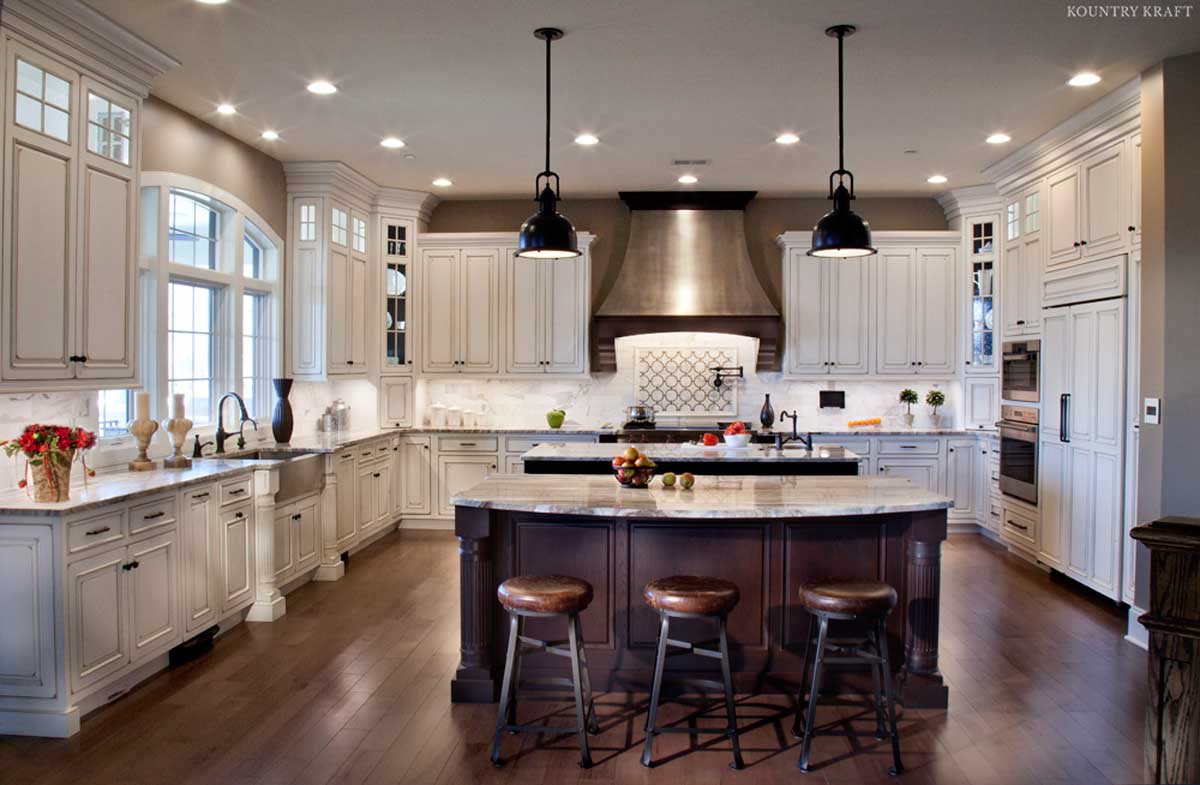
983;77;1141;192
284;161;441;222
420;231;596;251
776;229;960;249
375;187;439;225
0;0;178;97
936;185;1003;222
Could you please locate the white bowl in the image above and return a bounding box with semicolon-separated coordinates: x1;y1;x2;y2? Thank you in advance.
723;433;752;448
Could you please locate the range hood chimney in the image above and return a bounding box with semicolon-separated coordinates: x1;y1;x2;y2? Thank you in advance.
592;191;781;371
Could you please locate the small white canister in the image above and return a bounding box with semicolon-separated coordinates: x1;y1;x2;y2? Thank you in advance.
428;403;447;428
446;406;463;427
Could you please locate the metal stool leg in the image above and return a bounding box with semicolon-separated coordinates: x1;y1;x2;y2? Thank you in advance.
640;613;670;768
869;626;887;741
792;612;816;738
717;613;745;770
491;612;521;767
797;614;830;772
876;618;904;776
573;614;600;734
506;614;524;730
566;612;594;769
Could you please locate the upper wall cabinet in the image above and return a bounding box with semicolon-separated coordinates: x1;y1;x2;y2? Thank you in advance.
963;216;999;375
780;247;869;375
876;245;958;376
1;41;143;389
379;217;415;375
506;242;591;375
420;247;500;375
1001;188;1043;338
1046;140;1126;270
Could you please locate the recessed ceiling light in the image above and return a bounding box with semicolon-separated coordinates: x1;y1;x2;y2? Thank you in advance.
927;174;948;184
574;133;599;146
1068;72;1101;87
261;130;279;141
677;174;698;184
216;103;236;115
986;133;1011;145
432;178;453;187
775;133;800;145
380;137;405;149
194;0;228;4
306;80;337;95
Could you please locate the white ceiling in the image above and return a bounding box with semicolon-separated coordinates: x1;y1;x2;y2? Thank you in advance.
89;0;1200;197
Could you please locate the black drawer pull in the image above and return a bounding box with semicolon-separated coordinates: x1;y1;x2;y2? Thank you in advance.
899;445;918;450
85;525;112;536
373;472;381;478
1007;519;1028;531
229;488;246;496
459;442;477;447
142;511;165;520
193;492;209;499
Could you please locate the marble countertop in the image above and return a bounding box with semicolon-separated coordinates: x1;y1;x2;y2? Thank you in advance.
452;474;952;519
522;443;861;462
0;460;273;516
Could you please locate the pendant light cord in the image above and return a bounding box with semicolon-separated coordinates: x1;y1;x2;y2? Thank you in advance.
837;29;845;174
544;32;552;175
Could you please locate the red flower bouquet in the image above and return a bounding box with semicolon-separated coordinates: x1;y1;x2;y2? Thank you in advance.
2;424;97;502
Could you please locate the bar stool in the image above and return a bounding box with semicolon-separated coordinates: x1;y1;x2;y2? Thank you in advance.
793;581;903;775
641;575;744;770
491;575;599;769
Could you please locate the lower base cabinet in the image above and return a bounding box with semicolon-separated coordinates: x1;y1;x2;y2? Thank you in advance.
400;436;432;515
945;439;978;520
182;486;217;635
878;457;941;493
437;454;497;518
272;492;321;586
219;503;254;616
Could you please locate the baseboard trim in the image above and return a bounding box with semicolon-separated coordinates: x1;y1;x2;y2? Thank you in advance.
399;518;453;531
949;522;981;535
1125;605;1148;650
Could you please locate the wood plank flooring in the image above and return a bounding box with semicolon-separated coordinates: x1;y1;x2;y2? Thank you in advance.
0;531;1149;785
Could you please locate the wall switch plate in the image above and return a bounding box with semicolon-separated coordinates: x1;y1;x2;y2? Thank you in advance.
819;390;846;410
1144;397;1161;425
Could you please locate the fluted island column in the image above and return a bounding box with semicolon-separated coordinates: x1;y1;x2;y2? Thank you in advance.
452;506;496;702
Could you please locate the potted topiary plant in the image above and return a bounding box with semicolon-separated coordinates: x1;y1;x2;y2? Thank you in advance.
898;388;919;427
925;389;947;427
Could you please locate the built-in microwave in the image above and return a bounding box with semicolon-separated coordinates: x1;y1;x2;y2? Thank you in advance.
1002;340;1040;402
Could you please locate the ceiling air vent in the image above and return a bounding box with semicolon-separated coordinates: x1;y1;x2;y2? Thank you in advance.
670;158;710;167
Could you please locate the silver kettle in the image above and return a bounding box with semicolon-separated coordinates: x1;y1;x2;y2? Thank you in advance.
625;404;655;424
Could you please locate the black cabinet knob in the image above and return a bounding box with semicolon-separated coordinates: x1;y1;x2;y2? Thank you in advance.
1073;241;1080;247
1080;240;1088;245
1128;225;1136;232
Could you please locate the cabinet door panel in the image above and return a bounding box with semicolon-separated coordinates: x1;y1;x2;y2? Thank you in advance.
965;378;999;431
828;257;869;373
379;377;413;428
1038;439;1069;568
295;496;320;572
1081;142;1124;257
348;254;368;369
1068;307;1096;445
220;505;253;614
460;250;499;372
438;455;496;518
334;453;358;548
785;251;827;374
401;437;432;515
1089;450;1122;594
68;550;127;691
271;509;294;581
875;250;914;373
1066;446;1093;579
916;248;956;373
508;254;542;372
421;250;458;373
327;247;350;370
128;532;179;662
877;458;940;493
1047;166;1081;266
357;462;377;533
545;256;586;373
1040;309;1069;438
1130;134;1141;246
182;489;216;634
0;526;56;697
375;462;392;527
77;166;135;378
1001;241;1025;337
1019;237;1042;333
945;441;975;517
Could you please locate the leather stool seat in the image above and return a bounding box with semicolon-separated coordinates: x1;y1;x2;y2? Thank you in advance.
798;581;897;617
643;575;740;615
498;575;593;614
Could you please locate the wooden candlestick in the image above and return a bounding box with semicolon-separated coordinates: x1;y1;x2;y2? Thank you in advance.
162;393;192;469
127;416;159;471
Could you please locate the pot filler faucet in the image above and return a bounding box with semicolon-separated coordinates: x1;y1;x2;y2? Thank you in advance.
774;410;814;452
215;392;257;453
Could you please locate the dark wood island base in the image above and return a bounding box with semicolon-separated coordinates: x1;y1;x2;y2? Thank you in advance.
452;499;948;709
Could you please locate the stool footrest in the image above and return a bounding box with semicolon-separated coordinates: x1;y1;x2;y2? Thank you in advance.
653;725;737;735
665;637;722;659
499;723;585;736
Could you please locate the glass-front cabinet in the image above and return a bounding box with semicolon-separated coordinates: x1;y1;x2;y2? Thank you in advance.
965;216;998;375
380;217;415;373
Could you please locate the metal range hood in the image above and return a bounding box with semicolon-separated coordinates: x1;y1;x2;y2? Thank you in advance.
592;191;781;371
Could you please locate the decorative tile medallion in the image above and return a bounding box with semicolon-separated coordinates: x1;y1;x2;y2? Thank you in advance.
633;347;737;416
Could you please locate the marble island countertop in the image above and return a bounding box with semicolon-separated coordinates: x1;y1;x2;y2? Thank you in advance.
452;473;952;519
0;459;279;516
522;443;861;463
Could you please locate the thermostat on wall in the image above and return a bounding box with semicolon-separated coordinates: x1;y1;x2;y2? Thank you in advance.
819;391;846;410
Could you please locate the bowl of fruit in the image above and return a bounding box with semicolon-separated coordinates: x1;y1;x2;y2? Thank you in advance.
612;447;656;488
723;421;752;448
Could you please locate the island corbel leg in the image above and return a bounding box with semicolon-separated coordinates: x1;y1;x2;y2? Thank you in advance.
452;507;497;702
899;509;949;709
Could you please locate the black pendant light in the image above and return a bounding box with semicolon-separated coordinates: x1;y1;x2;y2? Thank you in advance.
809;24;875;258
516;27;580;259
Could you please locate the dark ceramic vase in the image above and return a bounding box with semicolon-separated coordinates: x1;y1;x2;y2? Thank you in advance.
272;378;294;443
760;393;775;430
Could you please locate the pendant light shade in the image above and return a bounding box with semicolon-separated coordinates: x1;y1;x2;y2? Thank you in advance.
517;27;579;259
809;24;875;259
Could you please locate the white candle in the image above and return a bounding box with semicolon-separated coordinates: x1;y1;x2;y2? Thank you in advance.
171;393;185;420
136;391;150;421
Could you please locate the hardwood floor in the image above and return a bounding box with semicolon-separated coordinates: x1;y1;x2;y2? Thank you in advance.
0;531;1148;785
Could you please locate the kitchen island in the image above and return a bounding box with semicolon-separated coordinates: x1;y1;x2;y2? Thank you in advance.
451;474;950;708
521;442;861;475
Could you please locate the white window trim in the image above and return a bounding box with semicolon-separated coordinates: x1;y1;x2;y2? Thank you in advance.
97;173;284;458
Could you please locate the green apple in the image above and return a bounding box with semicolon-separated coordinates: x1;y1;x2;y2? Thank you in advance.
545;408;566;428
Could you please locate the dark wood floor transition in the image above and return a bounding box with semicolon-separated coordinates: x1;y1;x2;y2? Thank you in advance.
0;532;1148;785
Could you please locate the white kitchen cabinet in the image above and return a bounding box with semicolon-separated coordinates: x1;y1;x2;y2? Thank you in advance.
1129;133;1141;247
390;443;405;519
877;457;941;493
380;217;415;374
1001;504;1038;553
1038;298;1125;598
357;457;392;537
379;376;413;429
964;378;1000;431
272;492;320;585
326;204;368;375
1001;192;1042;338
333;451;358;550
127;531;179;663
1046;141;1126;270
420;248;500;374
437;454;497;518
1;41;142;390
270;506;294;583
964;216;999;375
218;503;254;615
507;249;589;374
875;247;957;374
182;486;217;635
945;439;977;520
1047;165;1081;267
400;436;433;516
782;249;869;375
67;548;127;691
0;525;56;699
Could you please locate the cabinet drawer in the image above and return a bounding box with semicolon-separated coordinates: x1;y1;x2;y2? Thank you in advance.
989;502;1004;527
67;508;126;555
506;434;595;453
128;493;178;537
220;475;253;506
1002;506;1037;548
438;436;499;453
877;438;941;456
